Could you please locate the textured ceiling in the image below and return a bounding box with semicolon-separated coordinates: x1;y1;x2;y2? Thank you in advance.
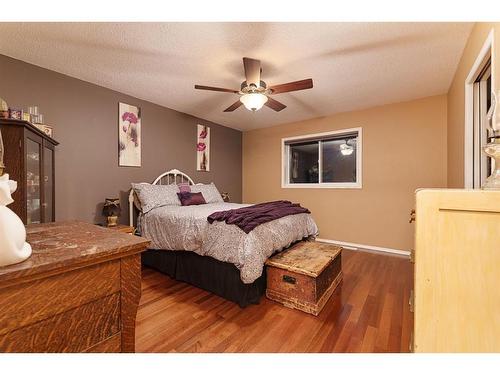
0;22;473;131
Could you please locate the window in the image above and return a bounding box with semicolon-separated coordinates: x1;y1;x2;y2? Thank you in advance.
282;128;362;188
464;29;493;189
473;59;493;188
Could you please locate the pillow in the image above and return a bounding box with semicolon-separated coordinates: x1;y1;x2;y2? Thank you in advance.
177;192;206;206
131;183;180;213
190;183;224;203
178;182;191;193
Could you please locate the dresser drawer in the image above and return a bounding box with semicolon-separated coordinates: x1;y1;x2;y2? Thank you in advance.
0;260;120;336
0;293;120;352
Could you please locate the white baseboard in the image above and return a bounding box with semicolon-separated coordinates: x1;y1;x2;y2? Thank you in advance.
316;237;410;257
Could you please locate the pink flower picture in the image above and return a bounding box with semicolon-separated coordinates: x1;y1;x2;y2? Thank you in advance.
122;112;138;124
196;125;210;171
119;103;141;167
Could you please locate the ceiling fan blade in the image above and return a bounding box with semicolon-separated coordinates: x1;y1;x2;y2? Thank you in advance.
243;57;261;87
223;100;243;112
195;85;239;94
269;79;313;94
265;97;286;112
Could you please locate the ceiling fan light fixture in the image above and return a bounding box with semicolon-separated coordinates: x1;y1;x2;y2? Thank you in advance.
340;142;354;156
195;57;312;112
240;93;268;112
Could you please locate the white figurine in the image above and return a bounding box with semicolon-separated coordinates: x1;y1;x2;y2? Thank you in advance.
0;173;32;267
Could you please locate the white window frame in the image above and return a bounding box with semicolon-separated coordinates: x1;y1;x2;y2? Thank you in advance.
281;127;362;189
464;29;495;189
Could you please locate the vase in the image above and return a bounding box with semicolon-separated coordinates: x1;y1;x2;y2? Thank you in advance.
0;174;32;267
482;90;500;190
482;140;500;190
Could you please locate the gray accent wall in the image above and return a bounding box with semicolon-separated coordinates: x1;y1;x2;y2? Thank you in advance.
0;54;242;224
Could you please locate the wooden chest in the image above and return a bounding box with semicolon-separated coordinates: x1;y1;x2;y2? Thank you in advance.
0;221;149;353
265;241;342;316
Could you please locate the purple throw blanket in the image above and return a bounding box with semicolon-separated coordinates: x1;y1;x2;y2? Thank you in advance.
207;200;311;234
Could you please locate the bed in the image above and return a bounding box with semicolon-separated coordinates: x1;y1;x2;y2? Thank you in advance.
129;169;318;307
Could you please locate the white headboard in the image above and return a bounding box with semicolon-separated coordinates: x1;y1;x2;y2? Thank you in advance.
128;168;195;227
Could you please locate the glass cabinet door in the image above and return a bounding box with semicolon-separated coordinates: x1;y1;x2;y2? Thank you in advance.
43;145;54;222
26;138;41;224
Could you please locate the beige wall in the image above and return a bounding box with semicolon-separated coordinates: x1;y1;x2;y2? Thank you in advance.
243;95;447;251
447;22;500;187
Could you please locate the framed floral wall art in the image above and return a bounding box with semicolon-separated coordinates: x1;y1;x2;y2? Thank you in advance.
196;124;210;171
119;102;141;167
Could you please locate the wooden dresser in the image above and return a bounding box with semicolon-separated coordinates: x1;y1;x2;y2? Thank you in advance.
413;189;500;352
0;221;149;353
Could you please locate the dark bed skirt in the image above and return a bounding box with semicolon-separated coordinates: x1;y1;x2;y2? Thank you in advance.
141;250;267;307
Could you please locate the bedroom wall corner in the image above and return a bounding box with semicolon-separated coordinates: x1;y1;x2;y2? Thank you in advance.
242;95;448;251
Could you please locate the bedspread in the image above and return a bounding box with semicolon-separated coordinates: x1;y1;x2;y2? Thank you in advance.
139;202;318;283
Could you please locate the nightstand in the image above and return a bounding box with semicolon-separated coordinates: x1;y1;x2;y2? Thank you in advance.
106;224;135;235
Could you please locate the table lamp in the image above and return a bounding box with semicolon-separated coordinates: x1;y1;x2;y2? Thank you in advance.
102;198;121;227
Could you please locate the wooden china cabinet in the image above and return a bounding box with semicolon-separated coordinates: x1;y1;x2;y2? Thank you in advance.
0;119;58;224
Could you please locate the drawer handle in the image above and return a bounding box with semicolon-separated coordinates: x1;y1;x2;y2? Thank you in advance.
283;275;296;284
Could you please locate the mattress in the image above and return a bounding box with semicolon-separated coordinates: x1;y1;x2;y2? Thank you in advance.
139;202;318;283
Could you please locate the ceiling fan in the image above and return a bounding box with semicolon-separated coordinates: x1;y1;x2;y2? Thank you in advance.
194;57;313;113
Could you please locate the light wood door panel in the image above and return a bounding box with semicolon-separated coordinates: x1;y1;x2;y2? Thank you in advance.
414;189;500;352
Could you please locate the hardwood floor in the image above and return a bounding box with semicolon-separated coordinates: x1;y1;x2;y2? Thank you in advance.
135;249;413;353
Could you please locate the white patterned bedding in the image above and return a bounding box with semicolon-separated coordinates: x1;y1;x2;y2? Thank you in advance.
139;203;318;284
